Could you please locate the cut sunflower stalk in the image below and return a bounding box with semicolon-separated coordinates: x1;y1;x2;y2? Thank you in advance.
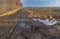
0;0;22;17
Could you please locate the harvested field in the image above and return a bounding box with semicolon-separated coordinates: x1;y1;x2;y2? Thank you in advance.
0;8;60;39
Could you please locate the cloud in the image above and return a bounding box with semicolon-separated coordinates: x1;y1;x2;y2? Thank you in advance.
21;0;60;7
47;0;60;7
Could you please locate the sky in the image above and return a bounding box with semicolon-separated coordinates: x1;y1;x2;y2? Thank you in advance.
21;0;60;7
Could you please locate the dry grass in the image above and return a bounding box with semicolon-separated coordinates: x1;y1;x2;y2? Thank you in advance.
25;8;60;19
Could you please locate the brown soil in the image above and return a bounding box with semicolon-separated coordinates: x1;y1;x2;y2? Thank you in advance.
0;8;60;39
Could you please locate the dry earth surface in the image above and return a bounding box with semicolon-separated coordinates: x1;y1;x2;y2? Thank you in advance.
0;8;60;39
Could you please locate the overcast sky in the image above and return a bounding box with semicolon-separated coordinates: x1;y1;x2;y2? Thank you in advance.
21;0;60;7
